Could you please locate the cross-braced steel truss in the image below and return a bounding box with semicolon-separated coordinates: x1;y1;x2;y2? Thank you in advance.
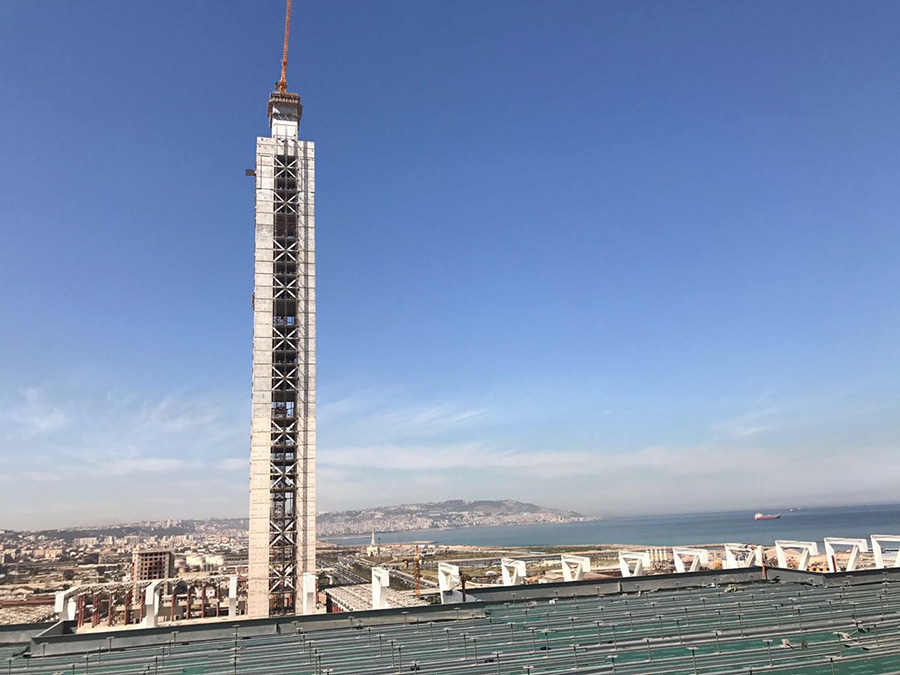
264;147;314;615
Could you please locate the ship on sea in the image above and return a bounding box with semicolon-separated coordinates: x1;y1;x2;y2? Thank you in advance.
754;512;780;520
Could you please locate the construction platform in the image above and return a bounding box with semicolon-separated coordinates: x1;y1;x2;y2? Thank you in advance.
324;584;428;613
2;567;900;673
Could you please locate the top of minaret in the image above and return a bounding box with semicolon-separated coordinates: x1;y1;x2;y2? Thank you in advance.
267;0;302;138
267;91;303;138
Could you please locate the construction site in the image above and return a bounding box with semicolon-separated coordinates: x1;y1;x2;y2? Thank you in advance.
1;1;898;672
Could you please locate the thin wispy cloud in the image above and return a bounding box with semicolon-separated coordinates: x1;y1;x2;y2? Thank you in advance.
1;375;898;528
710;408;781;440
322;442;592;473
4;387;70;439
320;387;491;442
218;457;248;471
0;378;248;528
315;389;900;516
318;440;900;517
373;404;488;430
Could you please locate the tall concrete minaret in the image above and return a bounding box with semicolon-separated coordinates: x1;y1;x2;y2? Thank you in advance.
248;1;316;617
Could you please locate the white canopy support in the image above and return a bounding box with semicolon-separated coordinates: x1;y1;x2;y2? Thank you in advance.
561;555;591;582
371;567;391;610
871;535;900;569
140;580;165;628
672;547;709;573
775;541;819;571
438;562;462;604
300;572;317;615
438;562;460;592
823;538;869;573
54;587;81;622
228;575;239;617
723;544;762;569
500;558;526;586
618;551;651;578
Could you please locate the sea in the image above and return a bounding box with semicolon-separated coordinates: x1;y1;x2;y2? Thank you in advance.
325;503;900;549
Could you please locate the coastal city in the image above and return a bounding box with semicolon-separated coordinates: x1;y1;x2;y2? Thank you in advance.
0;499;589;624
317;500;591;537
2;507;898;628
0;503;601;626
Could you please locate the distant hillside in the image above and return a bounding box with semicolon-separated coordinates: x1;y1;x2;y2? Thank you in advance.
317;499;591;537
16;502;590;539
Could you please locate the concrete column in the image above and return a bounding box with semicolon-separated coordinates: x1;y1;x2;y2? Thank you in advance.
871;535;900;569
371;567;390;610
618;551;650;578
723;544;763;569
228;576;239;616
300;572;317;615
54;588;80;621
438;563;462;604
561;555;591;582
823;538;869;573
673;548;708;573
141;581;164;629
500;558;526;586
775;541;819;570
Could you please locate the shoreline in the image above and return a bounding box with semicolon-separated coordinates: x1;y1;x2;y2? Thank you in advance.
322;518;602;542
320;504;900;548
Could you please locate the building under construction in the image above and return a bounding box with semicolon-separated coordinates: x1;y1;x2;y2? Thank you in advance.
248;0;316;618
132;550;175;582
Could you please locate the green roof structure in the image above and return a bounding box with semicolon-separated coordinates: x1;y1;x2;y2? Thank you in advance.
3;567;900;674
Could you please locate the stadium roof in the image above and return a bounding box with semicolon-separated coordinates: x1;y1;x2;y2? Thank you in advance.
2;567;900;674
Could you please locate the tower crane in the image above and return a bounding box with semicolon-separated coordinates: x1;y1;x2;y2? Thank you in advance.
277;0;293;93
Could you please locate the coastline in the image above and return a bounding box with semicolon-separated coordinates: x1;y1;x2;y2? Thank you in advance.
321;518;602;542
323;503;900;548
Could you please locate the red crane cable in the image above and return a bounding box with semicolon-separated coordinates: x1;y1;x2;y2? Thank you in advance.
278;0;293;93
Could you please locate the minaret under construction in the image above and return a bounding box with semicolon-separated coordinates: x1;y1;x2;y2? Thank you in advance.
249;0;316;618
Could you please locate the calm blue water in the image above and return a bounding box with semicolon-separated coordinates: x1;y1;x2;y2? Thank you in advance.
326;504;900;548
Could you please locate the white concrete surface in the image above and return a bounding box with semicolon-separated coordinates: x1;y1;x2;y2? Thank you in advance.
438;563;462;604
871;535;900;569
618;551;651;578
823;538;869;573
300;572;317;615
561;555;591;582
723;544;762;569
775;541;819;571
673;547;709;574
371;567;390;610
501;558;526;586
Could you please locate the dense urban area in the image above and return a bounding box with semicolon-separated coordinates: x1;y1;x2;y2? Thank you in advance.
318;499;592;536
0;519;245;624
1;504;878;628
0;501;595;625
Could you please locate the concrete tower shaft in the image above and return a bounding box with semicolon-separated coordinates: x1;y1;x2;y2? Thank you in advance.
249;91;316;617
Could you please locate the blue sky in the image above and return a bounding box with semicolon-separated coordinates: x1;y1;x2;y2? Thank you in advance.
1;1;898;529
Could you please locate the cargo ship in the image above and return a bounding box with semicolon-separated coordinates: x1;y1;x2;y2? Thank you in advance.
754;512;780;520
